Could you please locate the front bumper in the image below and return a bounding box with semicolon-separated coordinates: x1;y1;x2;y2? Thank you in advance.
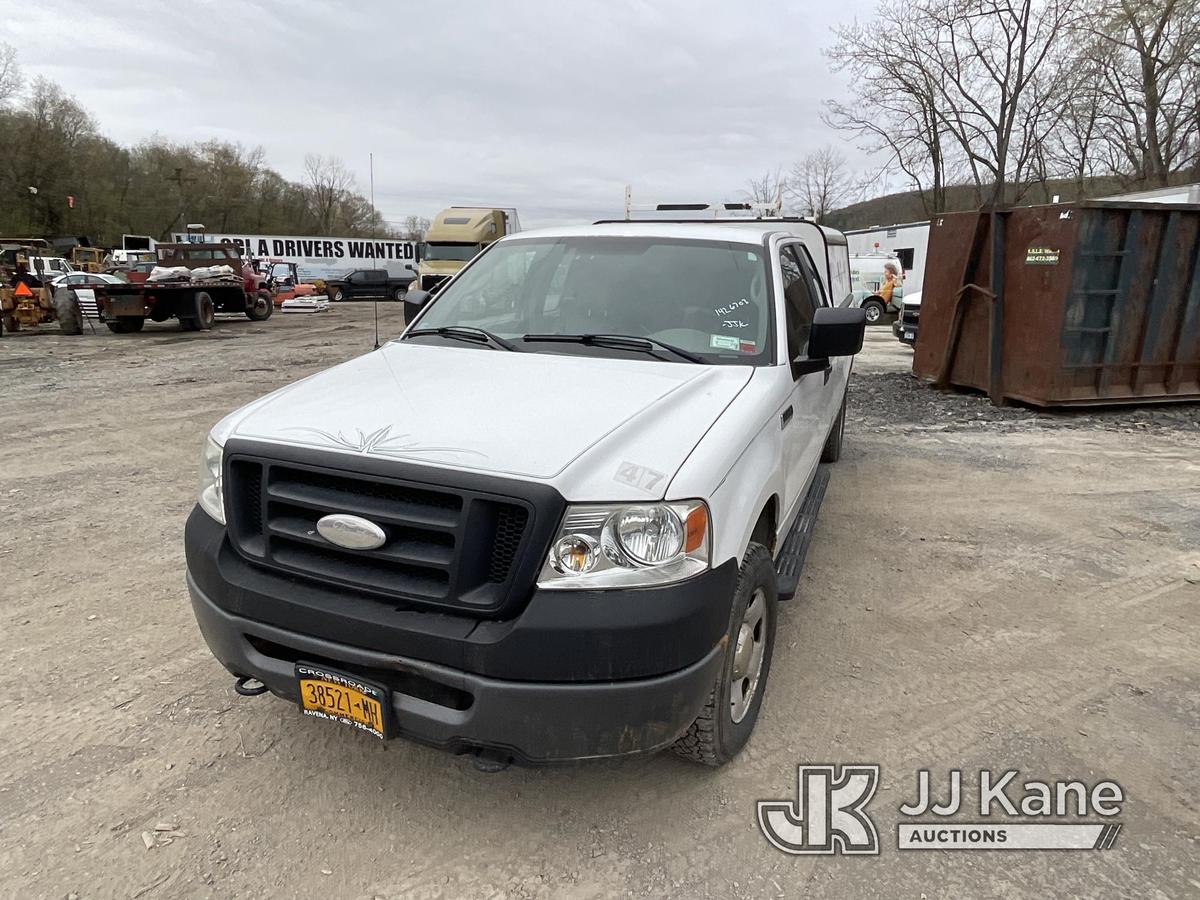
188;572;725;763
184;507;737;762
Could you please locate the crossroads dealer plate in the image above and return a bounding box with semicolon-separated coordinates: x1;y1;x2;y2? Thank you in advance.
295;664;391;740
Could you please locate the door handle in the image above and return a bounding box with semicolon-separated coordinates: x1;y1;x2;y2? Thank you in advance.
780;406;794;428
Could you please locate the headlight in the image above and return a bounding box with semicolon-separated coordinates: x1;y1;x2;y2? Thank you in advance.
538;501;709;590
198;436;225;525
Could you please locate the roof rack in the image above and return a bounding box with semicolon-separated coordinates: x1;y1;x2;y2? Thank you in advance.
620;184;784;220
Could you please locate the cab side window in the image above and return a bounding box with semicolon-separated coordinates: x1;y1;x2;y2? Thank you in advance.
796;245;830;308
779;245;817;364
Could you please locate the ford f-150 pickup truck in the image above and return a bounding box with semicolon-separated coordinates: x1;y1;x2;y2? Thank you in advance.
185;217;865;768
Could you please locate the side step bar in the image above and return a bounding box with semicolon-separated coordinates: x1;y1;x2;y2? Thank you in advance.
775;465;831;601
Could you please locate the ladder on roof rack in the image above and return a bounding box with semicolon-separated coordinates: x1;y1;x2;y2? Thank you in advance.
622;184;783;220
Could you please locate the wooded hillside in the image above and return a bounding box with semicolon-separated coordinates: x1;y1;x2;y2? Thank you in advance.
0;46;397;247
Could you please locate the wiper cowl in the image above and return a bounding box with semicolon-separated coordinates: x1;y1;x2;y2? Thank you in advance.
521;333;703;363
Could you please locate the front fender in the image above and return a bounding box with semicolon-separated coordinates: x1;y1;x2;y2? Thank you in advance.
666;370;786;569
707;424;784;567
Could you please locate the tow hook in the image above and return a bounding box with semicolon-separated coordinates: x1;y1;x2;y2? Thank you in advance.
234;676;269;697
472;749;512;773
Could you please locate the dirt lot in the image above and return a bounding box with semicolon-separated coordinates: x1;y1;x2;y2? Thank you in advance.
1;313;1197;899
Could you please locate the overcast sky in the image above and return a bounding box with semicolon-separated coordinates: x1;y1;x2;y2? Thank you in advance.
4;0;880;229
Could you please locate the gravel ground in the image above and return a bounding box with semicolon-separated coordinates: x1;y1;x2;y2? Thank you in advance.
852;370;1200;435
1;314;1197;899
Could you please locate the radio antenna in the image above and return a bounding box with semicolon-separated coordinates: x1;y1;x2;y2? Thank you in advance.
370;151;380;350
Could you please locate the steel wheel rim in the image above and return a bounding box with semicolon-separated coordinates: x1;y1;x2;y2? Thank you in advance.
730;588;767;723
865;304;881;323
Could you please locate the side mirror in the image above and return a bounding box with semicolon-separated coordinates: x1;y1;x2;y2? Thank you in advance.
403;289;430;324
809;306;866;359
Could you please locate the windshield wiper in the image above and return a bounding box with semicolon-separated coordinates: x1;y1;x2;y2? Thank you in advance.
404;326;518;351
521;333;704;363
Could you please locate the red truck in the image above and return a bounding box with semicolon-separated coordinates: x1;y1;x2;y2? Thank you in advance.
93;243;274;333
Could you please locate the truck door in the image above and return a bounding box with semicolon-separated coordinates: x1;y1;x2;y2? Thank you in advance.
778;243;826;520
795;243;848;438
361;269;386;297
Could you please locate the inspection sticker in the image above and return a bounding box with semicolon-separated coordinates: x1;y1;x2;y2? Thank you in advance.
710;334;741;351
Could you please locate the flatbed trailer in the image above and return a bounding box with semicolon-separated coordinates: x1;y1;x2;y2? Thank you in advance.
93;277;273;333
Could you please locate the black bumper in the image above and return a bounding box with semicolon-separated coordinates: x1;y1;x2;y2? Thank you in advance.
185;508;736;762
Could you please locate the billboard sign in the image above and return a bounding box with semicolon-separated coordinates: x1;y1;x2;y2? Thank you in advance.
172;232;418;281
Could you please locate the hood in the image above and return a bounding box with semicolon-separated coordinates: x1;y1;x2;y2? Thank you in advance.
214;342;753;500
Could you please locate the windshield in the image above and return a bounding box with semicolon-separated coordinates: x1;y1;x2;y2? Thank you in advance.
423;242;482;262
411;237;772;365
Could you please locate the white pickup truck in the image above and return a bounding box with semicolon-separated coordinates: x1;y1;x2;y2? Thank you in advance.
185;218;865;768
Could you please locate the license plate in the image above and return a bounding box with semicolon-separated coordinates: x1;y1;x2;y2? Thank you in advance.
296;664;390;740
904;331;915;339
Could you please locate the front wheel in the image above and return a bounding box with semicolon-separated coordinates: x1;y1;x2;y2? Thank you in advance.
392;286;406;301
861;297;886;325
673;543;778;767
246;291;273;321
331;287;344;302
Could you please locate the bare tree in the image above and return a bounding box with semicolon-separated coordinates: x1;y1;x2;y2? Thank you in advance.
303;154;356;232
787;146;858;221
912;0;1078;206
1042;44;1109;195
400;215;431;241
743;168;786;207
1082;0;1200;187
824;3;954;216
0;43;21;105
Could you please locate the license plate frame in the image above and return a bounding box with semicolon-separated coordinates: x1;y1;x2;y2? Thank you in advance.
904;330;915;340
295;663;392;740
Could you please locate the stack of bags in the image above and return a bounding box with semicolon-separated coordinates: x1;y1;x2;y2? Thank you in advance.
146;265;241;283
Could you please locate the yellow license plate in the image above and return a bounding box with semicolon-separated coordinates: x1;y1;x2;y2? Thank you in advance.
296;664;390;740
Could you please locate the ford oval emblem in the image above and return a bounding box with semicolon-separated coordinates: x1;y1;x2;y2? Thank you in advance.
316;514;387;550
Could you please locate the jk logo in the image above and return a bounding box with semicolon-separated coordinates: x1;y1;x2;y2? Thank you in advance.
758;764;881;855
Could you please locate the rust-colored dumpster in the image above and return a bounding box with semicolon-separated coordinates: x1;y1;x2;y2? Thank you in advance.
913;201;1200;406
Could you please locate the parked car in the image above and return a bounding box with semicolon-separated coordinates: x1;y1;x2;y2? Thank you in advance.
184;219;866;768
894;290;921;346
325;267;415;302
50;271;127;322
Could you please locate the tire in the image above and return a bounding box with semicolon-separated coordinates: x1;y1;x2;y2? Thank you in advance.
182;292;216;331
2;313;18;334
332;287;344;302
821;393;847;463
53;287;83;335
861;298;886;325
246;290;273;321
106;316;145;334
672;543;778;767
392;286;406;301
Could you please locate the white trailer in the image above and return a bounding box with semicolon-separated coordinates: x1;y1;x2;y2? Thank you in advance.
844;221;930;292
